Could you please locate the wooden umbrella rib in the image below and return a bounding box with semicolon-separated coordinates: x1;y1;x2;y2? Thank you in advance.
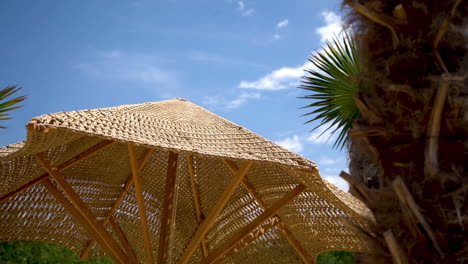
187;154;209;258
178;160;254;264
80;148;154;260
128;143;154;264
110;217;139;264
157;151;179;264
80;172;135;259
0;140;115;203
203;184;306;264
212;217;281;264
223;159;313;264
35;154;129;264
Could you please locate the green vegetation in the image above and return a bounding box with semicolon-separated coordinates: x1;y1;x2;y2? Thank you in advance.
0;241;114;264
300;33;361;149
0;85;27;129
0;241;354;263
317;251;355;264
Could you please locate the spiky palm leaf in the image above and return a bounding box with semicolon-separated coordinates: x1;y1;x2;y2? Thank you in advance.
300;33;361;149
0;86;27;129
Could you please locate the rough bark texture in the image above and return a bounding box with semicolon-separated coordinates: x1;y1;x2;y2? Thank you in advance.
344;0;468;263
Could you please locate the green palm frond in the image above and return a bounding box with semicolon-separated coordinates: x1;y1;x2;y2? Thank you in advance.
299;33;361;149
0;85;27;129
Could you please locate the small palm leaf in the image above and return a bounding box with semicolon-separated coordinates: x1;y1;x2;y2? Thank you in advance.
0;85;27;129
300;33;361;149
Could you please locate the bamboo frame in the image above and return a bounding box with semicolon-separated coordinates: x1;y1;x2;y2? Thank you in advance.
178;160;253;264
157;152;179;264
223;159;313;263
0;140;115;203
110;217;139;264
203;184;306;264
35;154;129;264
80;148;155;259
186;154;209;258
128;143;154;264
212;216;281;264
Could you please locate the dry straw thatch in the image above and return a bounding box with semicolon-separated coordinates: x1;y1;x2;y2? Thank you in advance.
0;99;374;263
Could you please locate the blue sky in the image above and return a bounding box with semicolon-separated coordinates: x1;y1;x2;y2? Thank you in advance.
0;0;349;190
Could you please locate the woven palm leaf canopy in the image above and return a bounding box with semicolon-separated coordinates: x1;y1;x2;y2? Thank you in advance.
0;99;374;264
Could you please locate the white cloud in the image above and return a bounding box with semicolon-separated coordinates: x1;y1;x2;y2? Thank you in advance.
237;1;245;10
238;61;314;90
316;11;343;43
237;1;254;16
277;19;289;29
324;167;341;173
243;8;254;16
275;135;303;153
226;92;261;109
305;124;339;144
273;34;281;39
237;11;343;91
202;92;261;110
319;157;340;165
323;175;349;191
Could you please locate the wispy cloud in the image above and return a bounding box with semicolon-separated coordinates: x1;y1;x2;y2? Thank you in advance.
187;51;265;68
273;34;281;39
323;175;349;191
238;61;314;90
277;19;289;29
237;1;254;16
316;11;343;43
202;92;261;110
96;49;122;59
76;50;179;96
275;135;303;153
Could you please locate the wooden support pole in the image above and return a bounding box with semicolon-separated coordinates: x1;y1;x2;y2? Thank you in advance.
35;155;129;264
178;160;253;264
223;159;313;264
157;152;179;264
110;217;139;264
80;148;155;260
0;140;115;203
186;154;209;258
203;184;306;264
128;143;154;264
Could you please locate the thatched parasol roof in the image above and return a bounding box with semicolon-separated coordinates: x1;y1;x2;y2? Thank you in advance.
0;98;374;264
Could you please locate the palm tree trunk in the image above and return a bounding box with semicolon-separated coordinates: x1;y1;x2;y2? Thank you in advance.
343;0;468;263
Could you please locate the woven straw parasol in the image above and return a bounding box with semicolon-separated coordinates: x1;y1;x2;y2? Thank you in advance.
0;99;374;264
